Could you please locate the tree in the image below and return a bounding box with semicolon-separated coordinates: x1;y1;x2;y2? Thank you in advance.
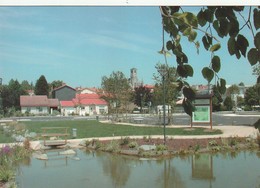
1;79;27;115
244;85;260;108
34;75;49;96
153;63;180;123
50;80;64;90
101;71;132;117
132;85;152;112
21;80;32;91
212;85;223;111
226;84;240;97
160;6;260;115
224;96;234;111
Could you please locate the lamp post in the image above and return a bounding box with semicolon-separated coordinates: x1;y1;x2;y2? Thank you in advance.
158;66;167;145
140;93;143;114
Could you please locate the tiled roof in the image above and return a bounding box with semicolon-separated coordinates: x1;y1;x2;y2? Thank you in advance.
74;94;107;106
20;96;59;107
60;101;75;107
48;99;59;107
20;96;49;107
52;84;76;91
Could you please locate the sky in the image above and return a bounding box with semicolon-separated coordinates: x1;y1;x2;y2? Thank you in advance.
0;6;258;88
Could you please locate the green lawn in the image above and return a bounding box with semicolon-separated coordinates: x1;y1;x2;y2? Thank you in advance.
1;120;222;143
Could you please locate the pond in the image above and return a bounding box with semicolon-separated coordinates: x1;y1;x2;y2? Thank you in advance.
16;149;260;188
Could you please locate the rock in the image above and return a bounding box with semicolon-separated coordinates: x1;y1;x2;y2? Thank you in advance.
35;153;48;160
30;141;43;150
25;131;37;138
79;140;87;146
15;135;25;142
72;157;80;161
139;145;156;151
59;149;76;155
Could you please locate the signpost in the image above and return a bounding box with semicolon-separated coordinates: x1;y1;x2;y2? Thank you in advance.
191;94;213;129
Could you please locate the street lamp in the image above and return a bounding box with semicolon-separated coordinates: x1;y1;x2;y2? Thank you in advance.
158;66;168;145
140;93;143;114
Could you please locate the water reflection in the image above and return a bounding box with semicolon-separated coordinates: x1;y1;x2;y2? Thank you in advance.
99;153;131;188
192;154;214;180
15;149;260;188
156;160;185;188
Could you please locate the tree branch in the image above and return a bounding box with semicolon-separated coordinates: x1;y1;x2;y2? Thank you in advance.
159;6;220;43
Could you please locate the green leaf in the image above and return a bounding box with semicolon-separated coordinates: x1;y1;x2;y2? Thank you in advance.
210;43;221;52
237;34;249;57
202;67;214;82
183;64;194;77
183;86;196;100
213;20;224;38
188;29;197;42
197;9;207;27
254;32;260;50
228;37;236;55
248;48;259;65
233;6;244;12
177;63;192;78
202;36;210;50
204;9;214;23
182;98;195;116
166;41;172;50
183;27;191;36
186;12;198;28
228;18;239;37
219;78;226;94
206;35;212;45
219;18;229;36
211;56;221;73
253;8;260;30
215;7;226;19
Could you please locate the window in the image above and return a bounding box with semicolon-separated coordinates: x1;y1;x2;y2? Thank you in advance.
37;107;43;112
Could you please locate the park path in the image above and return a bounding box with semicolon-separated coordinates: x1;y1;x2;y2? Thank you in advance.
0;124;259;149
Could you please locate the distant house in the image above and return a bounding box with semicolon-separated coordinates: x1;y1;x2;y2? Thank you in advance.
60;101;75;116
73;94;108;116
52;84;76;101
20;95;59;115
76;87;98;94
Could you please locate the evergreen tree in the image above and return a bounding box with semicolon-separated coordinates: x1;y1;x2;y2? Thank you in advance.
35;75;49;96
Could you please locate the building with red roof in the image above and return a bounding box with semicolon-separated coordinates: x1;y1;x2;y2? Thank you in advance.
59;93;108;116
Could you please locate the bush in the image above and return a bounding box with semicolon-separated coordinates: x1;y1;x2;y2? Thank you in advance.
128;141;138;149
104;140;120;152
120;137;130;145
208;140;218;147
156;144;168;151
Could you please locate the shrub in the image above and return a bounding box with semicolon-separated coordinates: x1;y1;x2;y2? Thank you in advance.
208;140;218;147
128;141;138;149
156;144;167;151
104;140;120;153
120;137;130;145
194;144;200;152
85;140;91;147
91;139;102;150
0;164;14;183
229;137;237;147
23;139;30;150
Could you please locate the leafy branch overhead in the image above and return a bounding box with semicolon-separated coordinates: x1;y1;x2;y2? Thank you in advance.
160;6;260;116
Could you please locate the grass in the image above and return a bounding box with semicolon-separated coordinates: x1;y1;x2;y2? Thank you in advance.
0;120;222;143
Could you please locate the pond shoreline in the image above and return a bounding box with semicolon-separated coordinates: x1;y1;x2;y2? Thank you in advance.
81;136;260;159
